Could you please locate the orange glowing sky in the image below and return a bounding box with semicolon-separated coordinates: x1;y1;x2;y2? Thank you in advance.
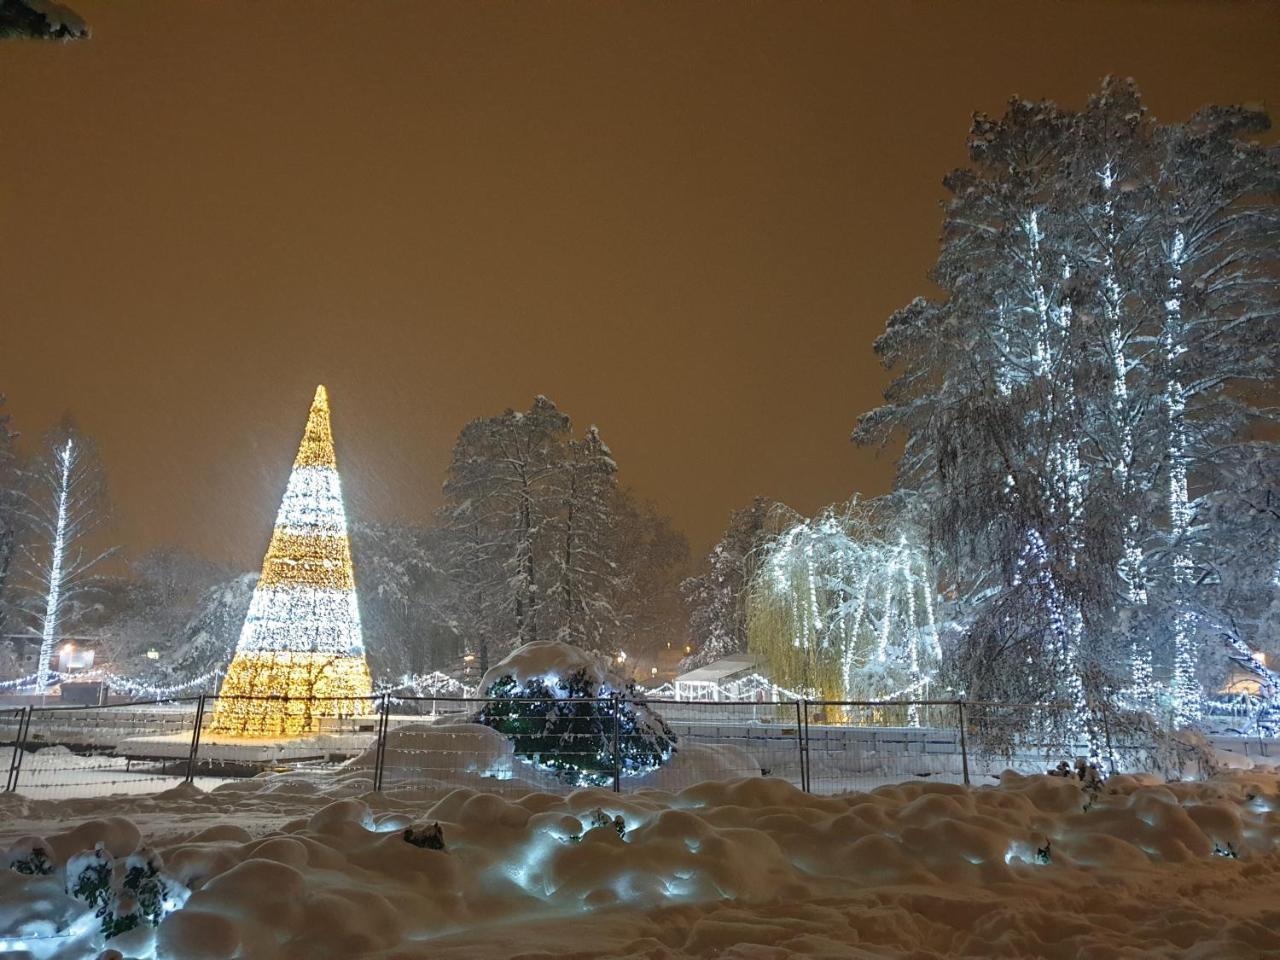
3;1;1277;567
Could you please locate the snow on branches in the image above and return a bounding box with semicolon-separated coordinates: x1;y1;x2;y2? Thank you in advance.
856;78;1280;725
746;496;947;714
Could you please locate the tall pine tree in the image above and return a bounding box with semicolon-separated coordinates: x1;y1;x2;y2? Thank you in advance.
857;79;1279;725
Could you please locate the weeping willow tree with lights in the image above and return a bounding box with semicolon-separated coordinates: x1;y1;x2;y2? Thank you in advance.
210;385;374;737
746;497;946;720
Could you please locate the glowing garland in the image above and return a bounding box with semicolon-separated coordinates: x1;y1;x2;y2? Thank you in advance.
653;672;810;704
0;666;470;702
1164;229;1202;725
0;669;222;698
385;671;472;697
0;672;42;691
96;670;223;699
210;385;374;737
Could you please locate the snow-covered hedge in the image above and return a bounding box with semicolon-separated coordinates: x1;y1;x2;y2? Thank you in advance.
475;641;677;786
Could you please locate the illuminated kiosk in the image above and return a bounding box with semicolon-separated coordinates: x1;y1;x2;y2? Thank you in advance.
210;385;374;738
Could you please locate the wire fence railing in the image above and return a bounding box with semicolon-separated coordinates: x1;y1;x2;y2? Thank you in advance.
0;694;1210;800
7;698;204;798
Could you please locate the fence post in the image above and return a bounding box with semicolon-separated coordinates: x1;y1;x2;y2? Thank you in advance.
803;700;812;792
797;699;813;793
611;694;621;794
956;700;970;787
184;695;207;783
6;706;33;793
793;700;804;792
373;695;390;792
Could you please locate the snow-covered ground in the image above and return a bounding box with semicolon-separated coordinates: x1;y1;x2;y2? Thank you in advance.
3;756;1279;959
2;746;227;800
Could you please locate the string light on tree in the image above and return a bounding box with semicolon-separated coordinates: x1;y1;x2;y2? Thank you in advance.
210;385;373;737
35;439;73;693
20;428;113;696
746;502;944;712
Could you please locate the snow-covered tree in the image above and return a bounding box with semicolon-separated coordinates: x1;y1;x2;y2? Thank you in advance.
856;79;1279;729
351;520;457;678
611;490;689;666
746;496;947;714
1197;444;1280;675
680;497;778;669
436;491;507;676
0;0;88;40
12;421;116;691
553;427;623;651
1141;98;1280;720
169;571;256;681
92;549;227;679
438;398;651;668
0;394;20;663
439;396;570;669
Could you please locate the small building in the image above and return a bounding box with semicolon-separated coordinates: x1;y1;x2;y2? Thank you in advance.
672;654;775;701
1221;649;1272;697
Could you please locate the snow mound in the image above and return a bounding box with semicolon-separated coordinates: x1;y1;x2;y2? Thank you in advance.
3;768;1280;958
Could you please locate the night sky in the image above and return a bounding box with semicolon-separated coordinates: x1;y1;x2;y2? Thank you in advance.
3;1;1277;569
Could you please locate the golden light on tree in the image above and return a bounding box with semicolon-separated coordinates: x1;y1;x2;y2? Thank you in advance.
210;385;373;737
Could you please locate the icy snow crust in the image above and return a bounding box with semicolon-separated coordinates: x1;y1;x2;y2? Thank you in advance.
4;768;1280;958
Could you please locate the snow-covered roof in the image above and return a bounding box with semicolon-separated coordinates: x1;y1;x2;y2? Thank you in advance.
675;654;759;684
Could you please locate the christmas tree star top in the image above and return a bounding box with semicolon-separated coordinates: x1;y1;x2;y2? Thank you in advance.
294;384;338;470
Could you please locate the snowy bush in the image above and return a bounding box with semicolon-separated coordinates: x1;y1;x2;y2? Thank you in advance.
65;842;188;941
475;641;676;787
7;840;54;877
65;844;113;912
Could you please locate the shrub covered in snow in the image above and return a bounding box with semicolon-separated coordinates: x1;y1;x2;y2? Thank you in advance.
475;641;677;786
64;843;188;940
7;839;54;876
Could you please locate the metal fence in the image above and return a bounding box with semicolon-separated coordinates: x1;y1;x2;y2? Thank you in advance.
0;694;1200;800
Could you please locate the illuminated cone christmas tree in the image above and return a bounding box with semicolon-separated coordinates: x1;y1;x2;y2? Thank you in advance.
211;385;373;737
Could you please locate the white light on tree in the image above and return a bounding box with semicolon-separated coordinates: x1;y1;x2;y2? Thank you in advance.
210;385;373;737
17;426;114;695
36;439;73;693
1164;229;1201;725
746;501;944;716
1014;528;1098;762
